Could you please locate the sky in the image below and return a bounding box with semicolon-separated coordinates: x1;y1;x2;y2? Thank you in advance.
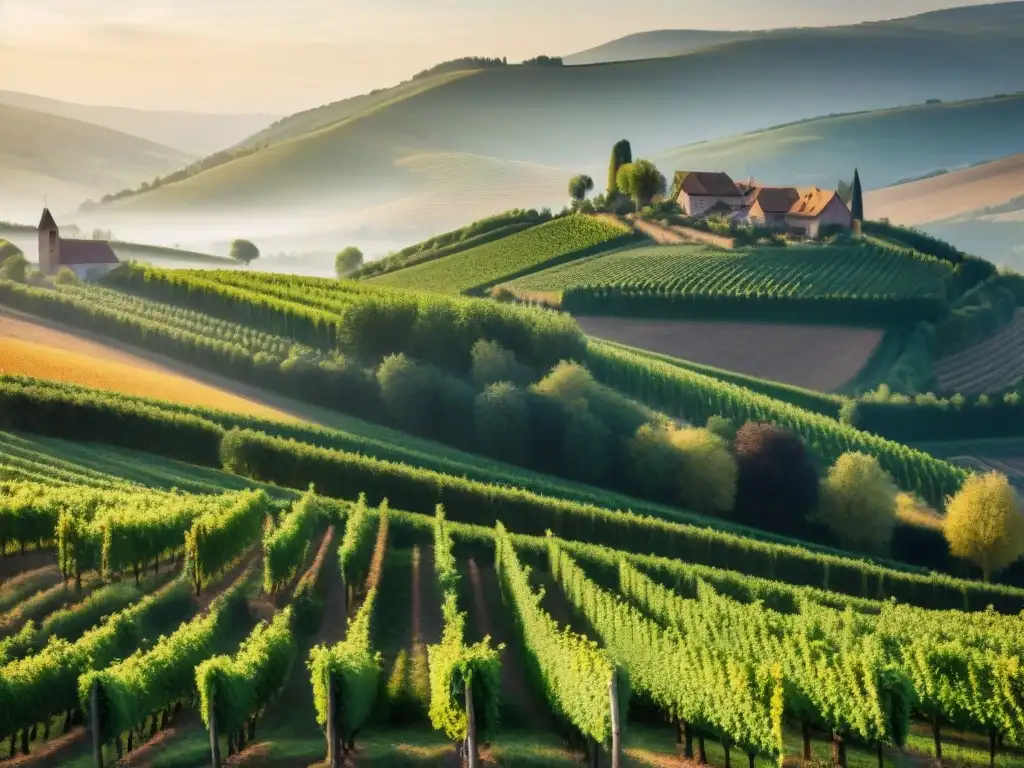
0;0;1005;115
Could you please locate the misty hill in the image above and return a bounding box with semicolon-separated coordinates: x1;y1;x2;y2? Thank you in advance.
564;1;1024;65
564;30;753;65
0;103;193;224
84;7;1024;246
0;91;277;156
653;93;1024;192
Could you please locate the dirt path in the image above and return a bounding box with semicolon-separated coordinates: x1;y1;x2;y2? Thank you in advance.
465;557;550;731
0;550;56;581
0;564;63;614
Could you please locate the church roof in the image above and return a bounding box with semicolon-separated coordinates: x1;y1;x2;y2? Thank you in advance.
58;239;119;266
38;208;58;230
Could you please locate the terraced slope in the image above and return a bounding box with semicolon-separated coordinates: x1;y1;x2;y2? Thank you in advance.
508;243;951;303
934;310;1024;394
369;215;633;294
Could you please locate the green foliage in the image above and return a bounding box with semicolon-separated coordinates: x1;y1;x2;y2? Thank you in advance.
338;494;379;590
196;607;297;734
0;253;28;282
0;578;193;740
42;581;147;643
568;174;595;203
350;210;550;280
470;340;532;389
185;490;270;593
264;488;322;593
0;239;23;262
230;239;260;265
552;541;783;759
80;575;249;742
586;341;967;510
308;508;389;743
817;453;899;554
292;526;337;634
851;168;864;221
369;214;635;295
523;243;953;324
54;266;79;286
474;382;530;464
935;274;1017;357
426;508;502;742
862;220;964;265
945;472;1024;580
335;247;364;278
494;523;615;742
607;139;632;196
614;159;666;207
629;424;737;515
0;621;40;666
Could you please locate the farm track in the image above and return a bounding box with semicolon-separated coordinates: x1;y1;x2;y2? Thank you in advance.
0;564;63;614
934;311;1024;393
0;551;57;582
578;316;883;392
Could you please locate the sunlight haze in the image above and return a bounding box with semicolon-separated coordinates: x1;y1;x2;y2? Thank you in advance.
0;0;1004;113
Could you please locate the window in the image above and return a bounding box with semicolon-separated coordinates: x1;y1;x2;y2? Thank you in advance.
48;231;56;249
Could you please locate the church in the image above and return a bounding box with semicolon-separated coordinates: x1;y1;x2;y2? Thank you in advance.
37;208;120;279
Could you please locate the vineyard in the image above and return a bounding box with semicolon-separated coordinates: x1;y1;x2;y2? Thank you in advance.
4;456;1024;768
367;214;635;294
508;243;953;324
934;311;1024;394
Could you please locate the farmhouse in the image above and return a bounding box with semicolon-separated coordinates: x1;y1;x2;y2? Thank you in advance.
674;171;853;238
37;208;119;279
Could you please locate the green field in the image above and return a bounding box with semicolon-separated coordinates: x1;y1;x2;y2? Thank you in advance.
368;215;633;294
510;243;951;299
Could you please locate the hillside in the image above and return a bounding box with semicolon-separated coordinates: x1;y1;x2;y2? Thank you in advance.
864;152;1024;225
653;93;1024;193
0;90;276;156
0;103;192;224
564;29;754;65
83;19;1024;249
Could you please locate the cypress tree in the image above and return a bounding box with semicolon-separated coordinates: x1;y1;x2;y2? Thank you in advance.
607;139;633;196
851;168;864;221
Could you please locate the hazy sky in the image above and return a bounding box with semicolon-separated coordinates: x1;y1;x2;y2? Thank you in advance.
0;0;1003;114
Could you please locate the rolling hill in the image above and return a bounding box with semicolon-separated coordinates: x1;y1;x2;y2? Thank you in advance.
0;90;277;156
81;9;1024;250
653;93;1024;193
563;29;754;65
0;103;193;224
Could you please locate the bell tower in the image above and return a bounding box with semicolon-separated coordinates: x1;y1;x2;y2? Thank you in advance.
37;208;60;274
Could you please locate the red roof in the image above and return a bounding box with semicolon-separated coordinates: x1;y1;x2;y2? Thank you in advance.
59;239;119;266
675;171;743;197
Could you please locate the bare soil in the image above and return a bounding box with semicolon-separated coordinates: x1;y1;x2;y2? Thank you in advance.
934;310;1024;393
0;550;56;581
578;315;883;392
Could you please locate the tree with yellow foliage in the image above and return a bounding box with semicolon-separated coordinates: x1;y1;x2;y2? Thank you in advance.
945;472;1024;581
816;452;898;554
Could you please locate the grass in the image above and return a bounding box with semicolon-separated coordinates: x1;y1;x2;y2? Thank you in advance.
0;336;296;422
369;215;634;294
509;243;951;300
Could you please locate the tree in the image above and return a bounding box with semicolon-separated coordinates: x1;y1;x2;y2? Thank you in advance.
732;422;820;535
54;266;79;286
851;168;864;222
945;472;1024;580
568;174;595;204
470;340;532;390
474;382;530;464
607;139;632;196
0;239;23;263
335;246;364;278
816;452;898;554
230;239;260;266
0;253;28;283
615;160;667;208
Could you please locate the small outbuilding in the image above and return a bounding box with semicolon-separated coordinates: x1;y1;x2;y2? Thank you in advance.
37;208;120;279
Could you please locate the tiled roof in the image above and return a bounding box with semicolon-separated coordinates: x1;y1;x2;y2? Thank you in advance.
675;171;742;197
788;187;844;218
59;239;119;266
750;186;801;214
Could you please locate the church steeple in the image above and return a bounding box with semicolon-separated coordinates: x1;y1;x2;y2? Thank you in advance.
37;208;61;274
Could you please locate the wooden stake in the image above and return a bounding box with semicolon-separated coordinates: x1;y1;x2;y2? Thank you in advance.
466;680;479;768
326;674;339;768
609;672;622;768
208;698;221;768
90;681;103;768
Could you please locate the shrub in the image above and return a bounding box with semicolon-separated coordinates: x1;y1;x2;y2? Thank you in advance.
945;472;1024;580
230;239;260;265
733;422;820;536
705;415;737;445
470;340;532;389
0;240;23;262
335;247;364;277
816;453;898;554
376;354;442;435
630;424;736;515
0;253;28;283
474;382;529;465
54;267;79;286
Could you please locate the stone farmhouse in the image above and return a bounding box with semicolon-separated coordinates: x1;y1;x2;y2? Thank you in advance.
673;171;853;239
37;208;120;279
